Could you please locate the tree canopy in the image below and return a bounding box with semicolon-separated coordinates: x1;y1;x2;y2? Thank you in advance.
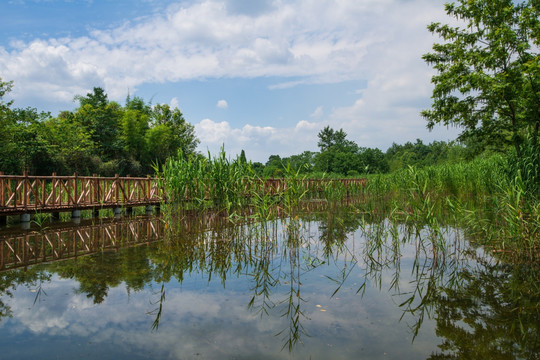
422;0;540;156
0;83;199;176
1;78;471;178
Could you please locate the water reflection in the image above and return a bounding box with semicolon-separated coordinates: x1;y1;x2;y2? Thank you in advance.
0;216;164;271
0;204;538;359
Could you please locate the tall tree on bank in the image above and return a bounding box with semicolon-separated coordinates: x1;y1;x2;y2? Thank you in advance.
73;87;123;160
422;0;540;156
0;81;200;176
0;78;16;173
314;126;388;175
148;103;199;166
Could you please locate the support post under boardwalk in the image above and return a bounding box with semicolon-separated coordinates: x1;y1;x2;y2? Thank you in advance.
0;216;6;226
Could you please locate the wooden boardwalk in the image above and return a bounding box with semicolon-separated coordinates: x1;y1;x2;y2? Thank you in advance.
0;173;161;217
0;173;366;224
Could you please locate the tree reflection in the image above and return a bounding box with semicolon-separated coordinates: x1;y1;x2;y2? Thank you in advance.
357;220;540;359
426;261;540;359
0;268;51;319
47;246;152;303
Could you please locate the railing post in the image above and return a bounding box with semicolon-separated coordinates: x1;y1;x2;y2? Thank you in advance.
126;174;131;203
51;172;56;206
146;175;151;200
0;171;4;207
115;174;119;204
93;174;98;204
41;176;46;207
74;173;78;206
23;171;28;211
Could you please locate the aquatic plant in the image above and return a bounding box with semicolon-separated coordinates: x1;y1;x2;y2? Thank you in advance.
359;155;539;263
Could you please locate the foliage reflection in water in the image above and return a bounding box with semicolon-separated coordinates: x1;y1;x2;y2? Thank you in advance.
0;205;538;359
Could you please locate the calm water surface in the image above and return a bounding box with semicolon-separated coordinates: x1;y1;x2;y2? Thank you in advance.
0;208;538;359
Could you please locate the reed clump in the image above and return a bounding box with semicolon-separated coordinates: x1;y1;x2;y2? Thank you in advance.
157;147;258;214
360;154;539;263
157;148;366;222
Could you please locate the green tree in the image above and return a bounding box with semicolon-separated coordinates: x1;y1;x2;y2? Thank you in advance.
239;149;247;164
150;104;199;161
0;77;13;114
145;124;174;167
317;126;349;151
73;87;123;160
283;151;317;174
358;147;388;174
125;94;152;116
314;126;362;175
42;115;97;175
263;154;283;177
121;108;149;161
8;107;56;175
422;0;540;156
0;78;17;173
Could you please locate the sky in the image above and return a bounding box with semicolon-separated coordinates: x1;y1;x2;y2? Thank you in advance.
0;0;461;163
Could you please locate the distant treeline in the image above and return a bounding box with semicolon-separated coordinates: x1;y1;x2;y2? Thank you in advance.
0;80;198;176
256;126;474;178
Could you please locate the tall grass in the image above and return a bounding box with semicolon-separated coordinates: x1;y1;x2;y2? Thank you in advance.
157;148;366;221
361;154;539;263
507;135;540;197
157;147;258;213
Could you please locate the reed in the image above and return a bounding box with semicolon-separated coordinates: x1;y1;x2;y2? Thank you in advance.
360;154;539;263
158;147;259;213
157;148;365;223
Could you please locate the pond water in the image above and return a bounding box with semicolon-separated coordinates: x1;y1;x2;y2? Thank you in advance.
0;206;538;359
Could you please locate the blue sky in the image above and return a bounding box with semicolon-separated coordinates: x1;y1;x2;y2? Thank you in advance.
0;0;460;162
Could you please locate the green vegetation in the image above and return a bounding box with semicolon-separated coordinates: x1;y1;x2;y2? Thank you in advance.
1;0;539;263
361;153;539;263
0;80;198;176
159;144;538;262
158;147;366;219
422;0;540;156
158;147;257;212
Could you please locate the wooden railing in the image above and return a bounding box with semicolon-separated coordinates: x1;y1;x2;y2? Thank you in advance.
0;172;367;217
0;173;162;215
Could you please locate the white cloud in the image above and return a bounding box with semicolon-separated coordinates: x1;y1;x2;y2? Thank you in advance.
310;106;323;118
0;0;446;104
170;97;179;109
195;118;321;162
0;0;462;161
217;99;228;109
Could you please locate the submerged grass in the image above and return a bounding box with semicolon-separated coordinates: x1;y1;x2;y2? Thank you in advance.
361;154;540;263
